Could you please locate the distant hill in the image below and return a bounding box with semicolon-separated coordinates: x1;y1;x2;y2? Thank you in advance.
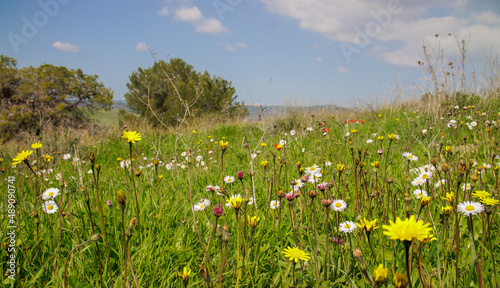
245;104;348;120
112;99;347;120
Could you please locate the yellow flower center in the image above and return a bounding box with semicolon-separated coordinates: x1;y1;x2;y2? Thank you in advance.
272;203;276;206
335;203;341;208
408;155;413;159
200;204;205;209
465;205;475;211
47;205;54;210
345;224;351;228
422;174;428;179
48;192;54;196
309;167;315;171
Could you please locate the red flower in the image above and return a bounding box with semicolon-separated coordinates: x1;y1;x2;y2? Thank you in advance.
322;127;330;133
360;120;366;124
344;120;349;124
274;144;284;151
351;120;358;123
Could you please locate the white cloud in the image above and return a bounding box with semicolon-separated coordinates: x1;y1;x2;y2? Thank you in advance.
315;57;323;62
332;66;349;73
216;42;248;52
312;44;323;50
135;42;149;51
158;6;170;16
260;0;500;66
174;6;228;34
52;41;81;52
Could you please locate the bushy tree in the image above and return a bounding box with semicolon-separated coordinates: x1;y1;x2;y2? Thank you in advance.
125;58;247;126
0;55;113;142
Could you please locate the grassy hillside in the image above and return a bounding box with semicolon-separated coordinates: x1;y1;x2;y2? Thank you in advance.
2;93;500;287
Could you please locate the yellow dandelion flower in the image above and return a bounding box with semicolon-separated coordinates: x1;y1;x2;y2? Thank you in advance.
282;247;310;263
472;190;491;199
378;136;384;141
122;130;142;143
260;142;267;147
420;195;431;206
31;142;42;150
442;206;453;215
177;266;191;286
12;150;33;167
357;218;379;232
442;192;455;203
480;197;499;206
337;163;346;172
382;215;432;242
373;264;388;285
418;234;437;244
260;160;269;168
43;154;54;162
388;133;395;140
220;141;229;151
393;272;408;288
371;161;380;168
247;215;260;228
227;194;244;209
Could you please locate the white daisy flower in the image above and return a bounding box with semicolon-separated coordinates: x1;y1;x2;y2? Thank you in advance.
402;152;418;161
143;157;148;161
42;200;58;214
413;189;428;199
372;133;378;137
251;154;257;160
325;161;332;167
462;183;471;191
330;199;347;212
306;127;314;132
279;140;287;145
200;161;205;166
422;129;427;134
483;163;492;169
247;197;254;205
339;221;357;233
366;139;373;144
457;201;484;216
345;132;350;137
42;188;60;200
305;164;321;176
471;121;477;127
194;198;211;211
181;152;187;157
290;130;296;135
88;170;93;174
196;155;203;162
394;135;400;140
308;173;322;184
417;171;432;182
120;160;131;169
180;164;186;169
435;179;446;188
63;154;71;160
302;148;306;153
270;200;279;209
411;177;425;186
224;176;235;184
166;163;172;170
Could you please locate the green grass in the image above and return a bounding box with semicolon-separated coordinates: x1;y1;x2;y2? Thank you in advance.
1;103;500;288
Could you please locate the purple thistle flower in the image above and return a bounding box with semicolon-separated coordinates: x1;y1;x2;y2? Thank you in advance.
212;205;224;217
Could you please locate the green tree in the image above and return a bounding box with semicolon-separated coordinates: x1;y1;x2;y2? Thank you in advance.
0;55;113;142
125;58;247;126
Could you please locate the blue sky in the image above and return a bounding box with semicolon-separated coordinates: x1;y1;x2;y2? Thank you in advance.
1;0;499;107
